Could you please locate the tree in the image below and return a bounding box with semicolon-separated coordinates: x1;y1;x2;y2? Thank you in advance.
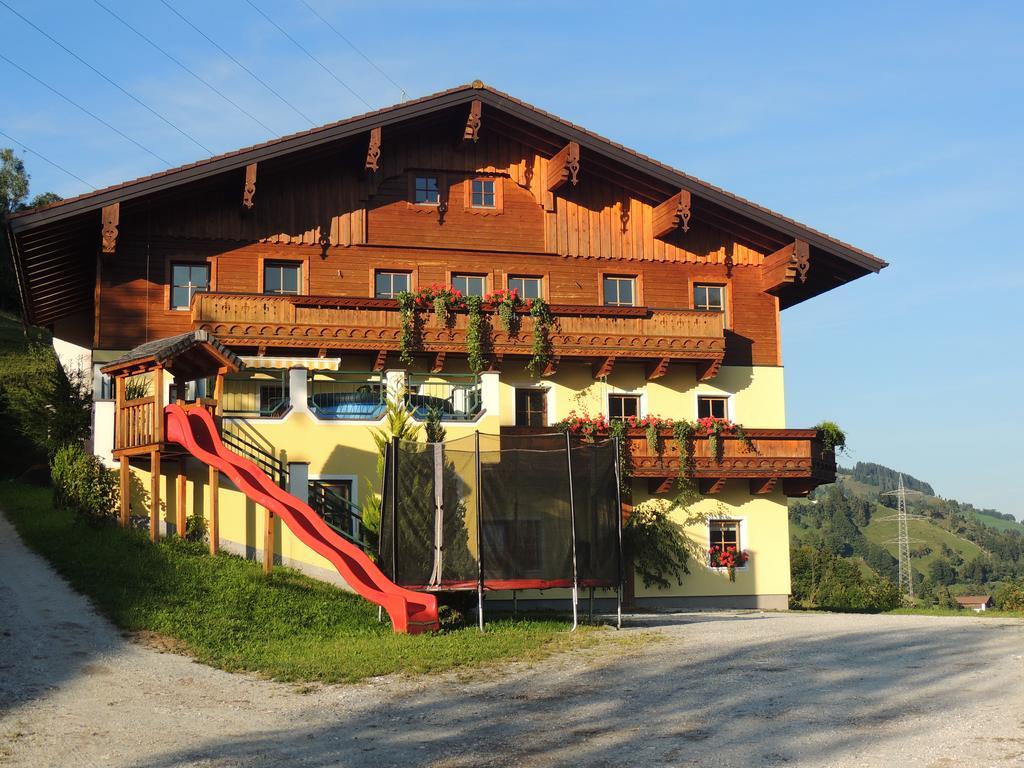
928;557;958;586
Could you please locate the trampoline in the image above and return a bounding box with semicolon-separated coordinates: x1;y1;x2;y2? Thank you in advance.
379;431;624;627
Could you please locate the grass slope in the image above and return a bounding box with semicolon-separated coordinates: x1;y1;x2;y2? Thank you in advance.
861;515;984;578
2;481;597;683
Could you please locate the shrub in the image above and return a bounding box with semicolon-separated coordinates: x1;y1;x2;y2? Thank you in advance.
815;421;847;454
994;579;1024;611
50;443;118;525
624;498;690;590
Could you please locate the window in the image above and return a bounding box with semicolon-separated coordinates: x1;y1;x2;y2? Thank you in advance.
694;284;725;319
709;519;741;552
470;178;496;208
608;394;641;421
452;274;486;297
414;176;440;205
375;271;411;299
697;395;728;420
508;276;543;300
170;263;209;309
263;261;301;295
603;276;636;307
515;388;547;427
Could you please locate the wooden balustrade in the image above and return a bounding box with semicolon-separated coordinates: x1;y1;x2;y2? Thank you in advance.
624;428;835;496
191;293;725;366
116;397;156;451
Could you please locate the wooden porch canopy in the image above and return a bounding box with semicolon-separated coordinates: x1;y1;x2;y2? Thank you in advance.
101;329;244;380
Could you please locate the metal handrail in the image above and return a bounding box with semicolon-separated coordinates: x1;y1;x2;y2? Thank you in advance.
405;373;482;421
221;428;289;489
308;480;367;549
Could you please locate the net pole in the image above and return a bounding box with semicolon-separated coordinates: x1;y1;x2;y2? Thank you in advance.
565;430;579;632
613;434;624;630
390;437;399;586
475;430;485;632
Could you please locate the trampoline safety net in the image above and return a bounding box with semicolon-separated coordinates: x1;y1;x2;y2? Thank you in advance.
379;432;621;591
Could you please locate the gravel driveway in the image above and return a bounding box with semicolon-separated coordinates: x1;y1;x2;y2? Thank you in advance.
2;511;1023;768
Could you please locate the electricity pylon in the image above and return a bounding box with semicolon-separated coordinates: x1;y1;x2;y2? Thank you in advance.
880;474;926;601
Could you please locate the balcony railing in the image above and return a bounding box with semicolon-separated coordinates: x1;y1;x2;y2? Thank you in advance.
307;370;386;421
191;293;725;371
220;370;290;419
499;426;835;497
405;373;482;421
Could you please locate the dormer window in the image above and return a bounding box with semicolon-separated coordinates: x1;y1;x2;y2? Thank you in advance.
470;178;496;208
414;176;440;205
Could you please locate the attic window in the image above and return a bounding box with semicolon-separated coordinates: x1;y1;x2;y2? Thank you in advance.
471;179;496;208
414;176;440;205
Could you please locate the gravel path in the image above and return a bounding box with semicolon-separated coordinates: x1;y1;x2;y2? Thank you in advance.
2;511;1024;768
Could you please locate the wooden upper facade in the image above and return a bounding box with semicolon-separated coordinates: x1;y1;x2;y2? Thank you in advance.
5;82;886;368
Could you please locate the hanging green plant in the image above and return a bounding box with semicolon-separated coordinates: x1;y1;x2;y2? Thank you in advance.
465;295;489;374
485;288;521;336
607;418;633;499
526;297;553;378
397;291;419;365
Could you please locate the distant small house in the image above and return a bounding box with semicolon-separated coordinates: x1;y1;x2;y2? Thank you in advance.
956;596;994;612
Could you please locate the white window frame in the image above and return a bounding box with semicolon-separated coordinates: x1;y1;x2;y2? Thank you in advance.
707;516;749;574
508;381;554;427
413;175;440;206
694;390;737;422
603;275;637;307
606;384;647;421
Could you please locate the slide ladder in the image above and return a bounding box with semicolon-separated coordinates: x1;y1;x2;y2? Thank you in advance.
164;404;438;634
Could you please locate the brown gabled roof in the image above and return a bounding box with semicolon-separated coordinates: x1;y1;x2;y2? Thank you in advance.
6;81;885;270
101;330;243;379
6;81;886;326
955;596;993;606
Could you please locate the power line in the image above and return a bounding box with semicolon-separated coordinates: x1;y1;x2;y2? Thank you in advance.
297;0;407;101
244;0;372;110
91;0;277;137
158;0;316;127
0;0;213;156
0;128;96;190
0;52;172;166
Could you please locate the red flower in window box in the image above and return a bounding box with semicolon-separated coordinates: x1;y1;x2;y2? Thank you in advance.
709;544;749;582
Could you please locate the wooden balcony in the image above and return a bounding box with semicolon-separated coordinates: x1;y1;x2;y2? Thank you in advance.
624;428;836;497
191;293;725;377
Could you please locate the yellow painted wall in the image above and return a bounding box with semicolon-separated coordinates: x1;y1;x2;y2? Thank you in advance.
127;359;792;600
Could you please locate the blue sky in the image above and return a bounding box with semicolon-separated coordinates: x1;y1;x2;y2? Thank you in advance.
3;1;1022;516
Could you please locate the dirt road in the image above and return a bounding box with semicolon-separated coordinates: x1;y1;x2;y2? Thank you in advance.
2;511;1023;767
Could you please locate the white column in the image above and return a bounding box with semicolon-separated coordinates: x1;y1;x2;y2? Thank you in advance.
92;400;116;467
479;371;500;417
288;367;309;414
288;461;309;504
384;369;407;401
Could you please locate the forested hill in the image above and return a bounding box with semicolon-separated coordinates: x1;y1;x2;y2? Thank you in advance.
843;462;933;495
790;461;1023;609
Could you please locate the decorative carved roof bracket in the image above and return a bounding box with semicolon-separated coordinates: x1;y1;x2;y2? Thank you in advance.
101;202;119;254
699;477;727;495
646;357;670;380
463;99;482;142
242;163;257;209
750;477;778;495
431;352;446;373
372;349;388;372
652;189;692;238
365;127;382;172
696;357;722;382
542;355;561;377
762;239;811;293
593;355;615;379
648;477;675;495
545;141;580;192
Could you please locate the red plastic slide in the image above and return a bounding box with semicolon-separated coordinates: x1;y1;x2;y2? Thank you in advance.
164;404;439;634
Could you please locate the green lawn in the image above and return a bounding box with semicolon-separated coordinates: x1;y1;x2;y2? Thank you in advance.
2;480;598;683
889;607;1024;619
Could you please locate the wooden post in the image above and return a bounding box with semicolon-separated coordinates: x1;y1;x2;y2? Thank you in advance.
119;456;130;527
153;365;164;444
150;449;161;543
115;375;126;451
208;464;219;555
176;459;187;539
263;508;274;574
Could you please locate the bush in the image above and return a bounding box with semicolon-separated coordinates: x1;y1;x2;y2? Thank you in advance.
624;498;691;590
50;443;118;525
994;579;1024;611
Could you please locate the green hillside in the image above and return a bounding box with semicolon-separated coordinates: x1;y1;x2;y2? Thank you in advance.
860;514;984;578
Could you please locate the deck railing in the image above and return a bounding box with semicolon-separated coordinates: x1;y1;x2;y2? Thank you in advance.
308;480;367;549
191;293;725;364
220;370;290;419
405;374;482;421
116;396;156;451
307;370;386;421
